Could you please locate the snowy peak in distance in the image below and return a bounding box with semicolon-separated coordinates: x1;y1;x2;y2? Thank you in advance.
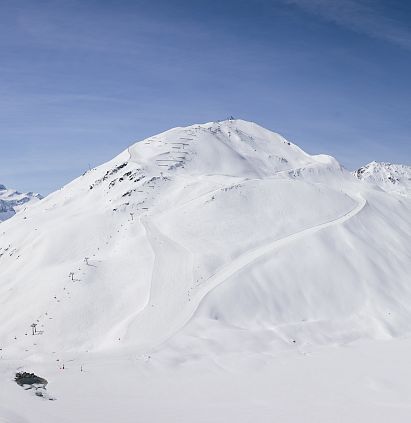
354;161;411;195
0;184;43;222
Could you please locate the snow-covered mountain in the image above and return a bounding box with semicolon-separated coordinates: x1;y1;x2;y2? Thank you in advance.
1;120;411;422
354;161;411;195
1;119;409;355
0;184;42;222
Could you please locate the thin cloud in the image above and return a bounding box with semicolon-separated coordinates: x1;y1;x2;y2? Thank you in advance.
282;0;411;50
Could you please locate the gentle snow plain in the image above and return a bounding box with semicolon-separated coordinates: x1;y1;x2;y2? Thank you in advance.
0;120;410;422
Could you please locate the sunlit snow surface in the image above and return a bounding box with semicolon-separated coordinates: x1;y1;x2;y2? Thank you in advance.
354;161;411;196
0;120;410;422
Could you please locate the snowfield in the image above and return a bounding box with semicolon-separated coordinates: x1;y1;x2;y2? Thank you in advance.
0;119;410;422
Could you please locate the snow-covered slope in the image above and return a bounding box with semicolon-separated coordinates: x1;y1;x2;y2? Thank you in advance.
0;184;42;222
1;119;411;423
354;161;411;195
0;120;410;359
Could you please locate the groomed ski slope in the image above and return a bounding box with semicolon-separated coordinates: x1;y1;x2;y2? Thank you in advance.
0;119;368;355
0;119;410;423
123;191;366;351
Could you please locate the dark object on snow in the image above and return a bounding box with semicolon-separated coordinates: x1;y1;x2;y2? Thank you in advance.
15;372;48;388
31;323;37;335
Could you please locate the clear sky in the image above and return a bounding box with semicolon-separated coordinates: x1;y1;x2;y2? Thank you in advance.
1;0;410;194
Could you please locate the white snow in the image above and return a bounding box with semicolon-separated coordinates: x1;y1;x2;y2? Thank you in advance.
354;161;411;195
0;185;42;222
0;119;410;422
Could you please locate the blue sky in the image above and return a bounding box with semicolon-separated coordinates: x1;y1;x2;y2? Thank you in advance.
1;0;410;194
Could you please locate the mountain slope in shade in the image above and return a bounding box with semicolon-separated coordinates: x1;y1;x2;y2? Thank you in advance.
354;161;411;195
0;184;43;222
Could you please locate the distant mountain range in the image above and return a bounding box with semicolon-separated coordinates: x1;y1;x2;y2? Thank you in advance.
0;184;42;222
353;161;411;195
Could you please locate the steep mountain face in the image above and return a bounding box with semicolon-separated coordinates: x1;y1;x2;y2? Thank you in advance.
0;120;410;360
0;185;42;222
354;161;411;195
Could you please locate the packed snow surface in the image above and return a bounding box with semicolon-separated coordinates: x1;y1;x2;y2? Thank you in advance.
0;185;42;222
0;120;410;422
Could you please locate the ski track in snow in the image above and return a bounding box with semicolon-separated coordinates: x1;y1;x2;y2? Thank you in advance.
131;191;366;351
2;120;411;423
